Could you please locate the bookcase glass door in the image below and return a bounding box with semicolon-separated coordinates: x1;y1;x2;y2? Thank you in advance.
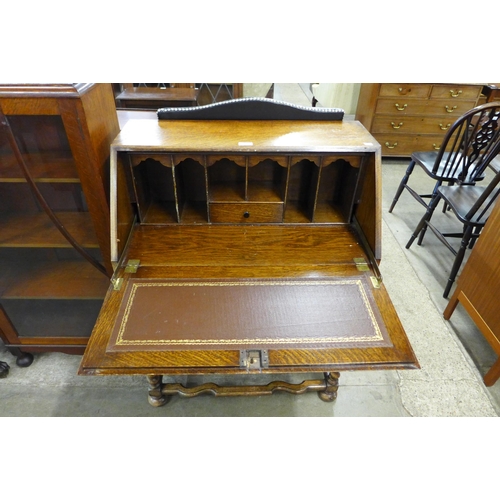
0;114;109;344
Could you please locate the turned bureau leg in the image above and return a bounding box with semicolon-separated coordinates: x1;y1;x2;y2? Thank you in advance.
318;372;340;402
147;375;170;407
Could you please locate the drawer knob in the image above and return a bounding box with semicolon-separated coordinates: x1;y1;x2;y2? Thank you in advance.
394;103;407;111
243;211;250;218
449;89;462;98
439;123;451;130
385;142;398;149
432;144;440;150
445;105;457;113
391;121;404;129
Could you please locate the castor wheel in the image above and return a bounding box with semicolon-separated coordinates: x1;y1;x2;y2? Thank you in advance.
16;352;34;368
0;361;10;378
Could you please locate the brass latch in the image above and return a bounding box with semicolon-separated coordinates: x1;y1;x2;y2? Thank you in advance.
240;350;269;370
112;277;123;291
125;259;140;273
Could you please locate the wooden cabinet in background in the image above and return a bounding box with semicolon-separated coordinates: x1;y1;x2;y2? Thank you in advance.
444;197;500;387
355;83;484;157
0;84;119;365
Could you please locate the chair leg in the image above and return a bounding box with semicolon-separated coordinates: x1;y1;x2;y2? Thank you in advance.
406;193;441;249
417;181;446;245
443;224;474;298
388;160;416;213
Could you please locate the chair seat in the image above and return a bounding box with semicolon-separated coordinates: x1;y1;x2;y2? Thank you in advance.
413;151;483;183
437;185;499;225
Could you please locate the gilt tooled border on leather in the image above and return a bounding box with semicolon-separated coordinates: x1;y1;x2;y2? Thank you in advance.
108;278;391;350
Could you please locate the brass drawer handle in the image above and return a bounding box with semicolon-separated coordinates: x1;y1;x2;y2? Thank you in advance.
445;105;457;113
439;123;451;130
385;142;398;149
391;121;404;129
449;89;462;98
394;103;407;111
432;144;440;150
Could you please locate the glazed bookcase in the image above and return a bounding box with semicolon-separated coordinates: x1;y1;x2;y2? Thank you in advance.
0;83;119;365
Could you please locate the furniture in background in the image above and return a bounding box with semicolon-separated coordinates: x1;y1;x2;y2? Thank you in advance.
483;84;500;173
78;98;418;407
113;84;244;110
114;83;199;110
482;84;500;103
388;102;500;214
0;83;118;366
355;83;484;157
405;104;500;298
444;185;500;386
196;83;242;105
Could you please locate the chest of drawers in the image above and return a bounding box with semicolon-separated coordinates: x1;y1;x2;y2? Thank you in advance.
355;83;483;156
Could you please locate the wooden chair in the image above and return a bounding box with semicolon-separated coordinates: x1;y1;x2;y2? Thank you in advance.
406;142;500;298
388;102;500;215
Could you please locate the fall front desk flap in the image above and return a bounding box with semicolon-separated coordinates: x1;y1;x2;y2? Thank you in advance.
106;276;392;353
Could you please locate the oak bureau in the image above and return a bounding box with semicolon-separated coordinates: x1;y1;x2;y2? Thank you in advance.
79;99;418;406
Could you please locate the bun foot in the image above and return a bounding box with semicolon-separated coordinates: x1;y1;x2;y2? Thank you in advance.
318;371;340;402
16;352;34;368
148;394;170;407
318;389;337;402
147;375;170;407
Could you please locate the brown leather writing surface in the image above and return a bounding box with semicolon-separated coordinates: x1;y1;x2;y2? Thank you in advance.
106;277;392;352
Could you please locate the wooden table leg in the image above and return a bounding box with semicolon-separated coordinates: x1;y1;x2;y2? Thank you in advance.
145;372;342;406
147;375;170;407
318;372;340;402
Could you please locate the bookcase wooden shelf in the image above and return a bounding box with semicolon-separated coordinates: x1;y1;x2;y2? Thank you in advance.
0;84;119;365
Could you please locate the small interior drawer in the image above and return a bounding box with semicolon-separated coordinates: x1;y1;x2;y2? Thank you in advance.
209;202;284;223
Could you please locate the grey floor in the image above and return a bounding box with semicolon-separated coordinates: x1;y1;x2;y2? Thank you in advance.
1;83;499;417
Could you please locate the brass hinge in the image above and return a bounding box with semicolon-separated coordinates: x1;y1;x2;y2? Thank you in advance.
240;350;269;371
124;259;140;273
353;258;369;271
354;258;381;288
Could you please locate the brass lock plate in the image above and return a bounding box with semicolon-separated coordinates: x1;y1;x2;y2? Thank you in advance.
240;350;269;370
